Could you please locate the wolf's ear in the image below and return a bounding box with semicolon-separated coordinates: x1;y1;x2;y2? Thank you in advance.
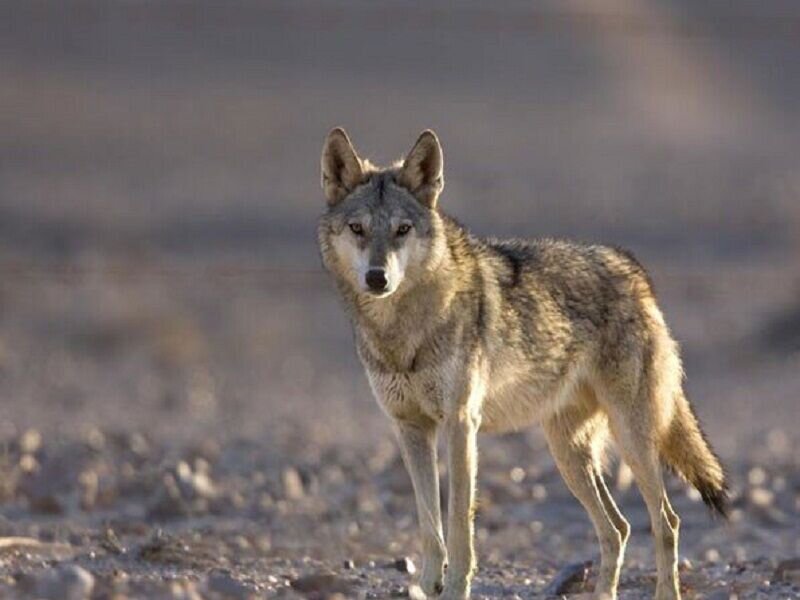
321;127;365;206
399;130;444;209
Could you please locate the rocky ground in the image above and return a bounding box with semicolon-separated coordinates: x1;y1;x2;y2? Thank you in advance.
0;423;797;599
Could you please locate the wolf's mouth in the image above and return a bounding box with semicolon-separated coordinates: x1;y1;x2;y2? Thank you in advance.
364;288;394;299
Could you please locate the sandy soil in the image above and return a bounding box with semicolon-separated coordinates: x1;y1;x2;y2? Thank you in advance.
0;416;797;598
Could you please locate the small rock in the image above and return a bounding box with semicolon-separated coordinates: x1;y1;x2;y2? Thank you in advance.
207;571;253;599
99;528;126;555
20;429;42;454
748;467;767;487
748;487;774;508
83;427;106;451
191;470;217;499
531;484;547;501
170;580;203;600
705;548;721;563
128;432;150;457
290;573;354;596
509;467;526;483
78;469;99;510
283;467;305;500
343;559;355;570
28;494;64;514
147;473;190;519
19;453;38;473
30;564;95;600
543;561;592;596
775;558;800;585
393;556;416;575
407;584;427;600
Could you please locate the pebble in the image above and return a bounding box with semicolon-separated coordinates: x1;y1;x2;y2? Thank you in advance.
283;467;305;500
705;548;721;563
290;573;354;596
774;558;800;585
20;429;42;454
393;556;416;575
100;528;126;554
170;580;203;600
147;473;190;518
531;484;547;501
509;467;525;483
206;571;253;599
543;561;592;595
29;564;95;600
748;467;768;486
749;487;774;508
343;559;355;570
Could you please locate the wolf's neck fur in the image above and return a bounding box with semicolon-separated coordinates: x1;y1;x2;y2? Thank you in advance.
344;217;473;372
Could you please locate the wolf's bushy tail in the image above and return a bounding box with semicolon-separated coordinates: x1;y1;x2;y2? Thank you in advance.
660;392;729;518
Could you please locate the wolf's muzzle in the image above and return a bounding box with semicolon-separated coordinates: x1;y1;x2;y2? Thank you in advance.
365;268;389;293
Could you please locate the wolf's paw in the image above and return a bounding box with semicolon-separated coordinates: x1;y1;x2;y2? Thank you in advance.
438;590;468;600
437;578;469;600
419;567;444;596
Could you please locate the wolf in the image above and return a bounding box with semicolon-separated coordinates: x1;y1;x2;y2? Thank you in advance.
317;128;728;600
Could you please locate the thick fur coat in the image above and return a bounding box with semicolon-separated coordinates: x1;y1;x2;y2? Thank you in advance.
317;128;727;600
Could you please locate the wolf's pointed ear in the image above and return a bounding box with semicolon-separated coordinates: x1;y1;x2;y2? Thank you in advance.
399;130;444;209
321;127;365;206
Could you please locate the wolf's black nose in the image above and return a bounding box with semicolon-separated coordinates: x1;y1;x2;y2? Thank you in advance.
365;269;388;292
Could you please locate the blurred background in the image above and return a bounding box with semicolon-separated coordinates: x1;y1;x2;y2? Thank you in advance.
2;1;800;488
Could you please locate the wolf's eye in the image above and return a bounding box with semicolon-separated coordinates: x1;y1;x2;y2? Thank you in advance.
348;223;364;236
396;223;412;236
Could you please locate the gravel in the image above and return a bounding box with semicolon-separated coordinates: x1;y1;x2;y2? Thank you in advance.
0;426;796;598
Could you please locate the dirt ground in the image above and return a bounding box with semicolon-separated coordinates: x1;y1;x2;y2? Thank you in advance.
1;2;800;598
0;419;796;600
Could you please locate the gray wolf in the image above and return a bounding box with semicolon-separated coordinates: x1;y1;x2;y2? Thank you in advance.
317;128;728;600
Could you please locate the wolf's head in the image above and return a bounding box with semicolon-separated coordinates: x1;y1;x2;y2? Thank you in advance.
317;128;447;299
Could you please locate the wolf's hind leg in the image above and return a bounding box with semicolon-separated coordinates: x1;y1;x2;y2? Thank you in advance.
604;403;681;600
594;471;630;548
543;396;629;600
394;418;446;596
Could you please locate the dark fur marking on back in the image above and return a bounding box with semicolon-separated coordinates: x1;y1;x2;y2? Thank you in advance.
490;243;530;288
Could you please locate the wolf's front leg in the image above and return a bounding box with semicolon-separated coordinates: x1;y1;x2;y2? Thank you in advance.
441;412;480;600
394;419;447;595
